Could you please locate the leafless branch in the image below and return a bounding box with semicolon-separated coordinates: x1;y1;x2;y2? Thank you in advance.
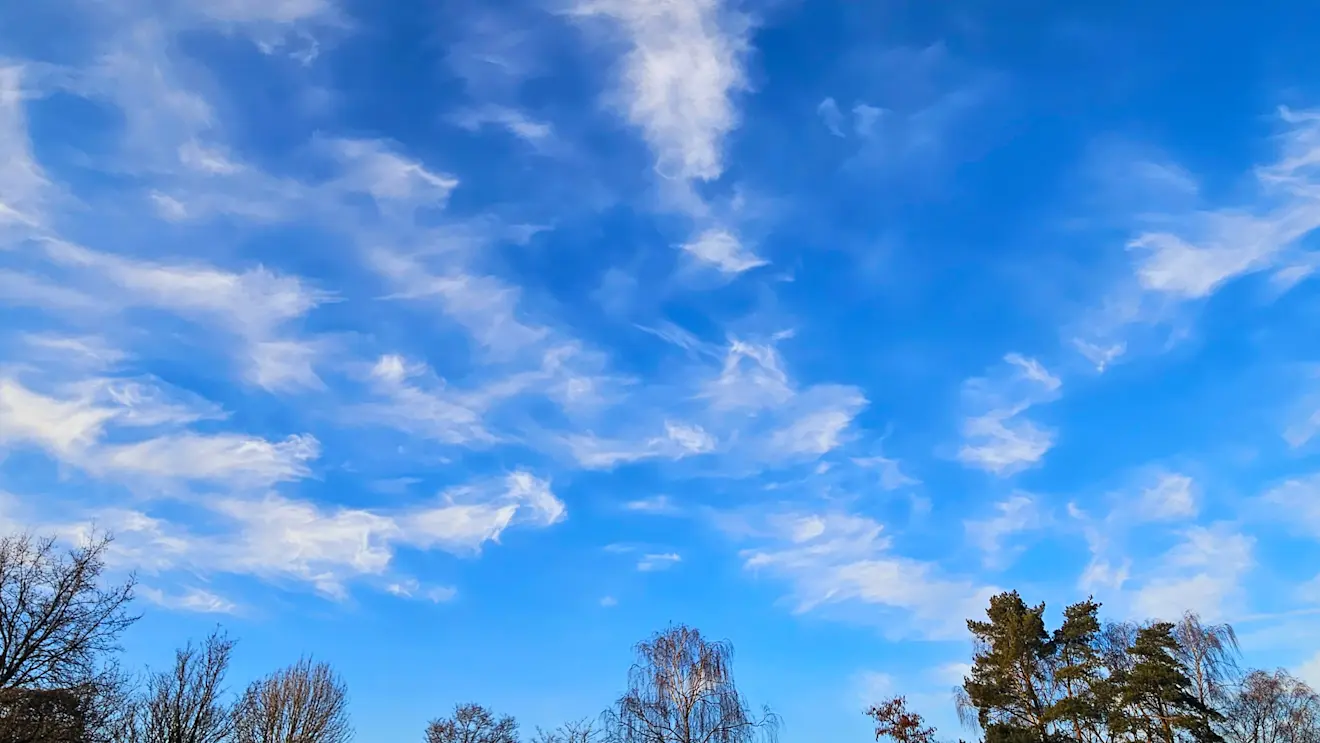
233;657;351;743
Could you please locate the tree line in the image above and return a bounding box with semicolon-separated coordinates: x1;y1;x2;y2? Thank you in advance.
872;591;1320;743
0;531;1316;743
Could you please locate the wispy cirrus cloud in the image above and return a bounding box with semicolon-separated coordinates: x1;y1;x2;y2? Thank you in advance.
1129;525;1255;622
964;493;1046;570
636;552;682;571
1075;107;1320;366
957;353;1061;476
569;0;766;273
0;373;317;487
0;66;50;235
570;0;749;183
18;470;564;600
25;240;332;391
733;509;998;640
558;331;868;474
1065;470;1252;622
139;585;239;615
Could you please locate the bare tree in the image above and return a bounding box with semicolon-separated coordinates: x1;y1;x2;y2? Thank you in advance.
0;533;138;743
0;533;137;690
1171;612;1240;711
426;703;518;743
1220;669;1320;743
1096;621;1138;679
134;630;235;743
603;624;777;743
533;719;601;743
867;696;938;743
232;658;350;743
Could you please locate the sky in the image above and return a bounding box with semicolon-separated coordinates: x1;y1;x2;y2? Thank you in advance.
2;0;1320;740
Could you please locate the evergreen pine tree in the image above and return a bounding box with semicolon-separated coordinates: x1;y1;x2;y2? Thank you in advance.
1114;623;1223;743
1046;599;1107;743
964;592;1059;743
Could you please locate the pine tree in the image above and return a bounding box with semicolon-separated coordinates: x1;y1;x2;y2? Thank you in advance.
1046;599;1107;743
964;591;1059;743
1113;623;1222;743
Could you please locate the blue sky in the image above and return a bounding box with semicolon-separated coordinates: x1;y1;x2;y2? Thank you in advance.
3;0;1320;740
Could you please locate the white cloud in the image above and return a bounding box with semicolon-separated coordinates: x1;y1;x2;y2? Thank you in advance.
855;671;895;705
36;241;330;390
198;471;561;597
0;66;50;235
572;0;749;182
247;339;325;392
1135;472;1197;522
451;106;554;145
0;377;118;458
190;0;334;25
1130;525;1254;622
1071;473;1214;601
0;375;316;487
957;354;1061;476
852;103;884;137
964;493;1044;569
702;337;793;410
1073;338;1126;372
562;334;865;473
1299;651;1320;689
21;334;128;371
326;138;458;206
83;378;226;428
371;249;549;356
140;586;239;614
1080;558;1131;594
1003;353;1061;392
736;510;996;640
600;595;618;607
623;495;681;515
932;662;972;687
361;354;496;446
767;388;867;456
16;466;564;601
399;471;565;554
208;494;401;596
851;455;919;490
567;421;716;469
637;552;682;571
96;432;319;485
680;228;767;274
1108;108;1320;319
43;241;326;331
1261;475;1320;535
958;409;1054;476
384;578;457;603
817;97;845;138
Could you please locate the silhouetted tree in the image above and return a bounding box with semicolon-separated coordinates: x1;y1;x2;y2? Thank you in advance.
533;719;601;743
0;533;137;689
1047;599;1107;743
426;703;518;743
867;696;937;743
1112;623;1221;743
233;658;350;743
133;630;235;743
1171;612;1239;723
604;624;777;743
1219;669;1320;743
0;532;138;743
964;592;1057;743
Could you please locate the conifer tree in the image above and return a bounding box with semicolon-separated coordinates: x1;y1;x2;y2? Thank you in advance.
1113;623;1222;743
1046;600;1107;743
963;592;1058;743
